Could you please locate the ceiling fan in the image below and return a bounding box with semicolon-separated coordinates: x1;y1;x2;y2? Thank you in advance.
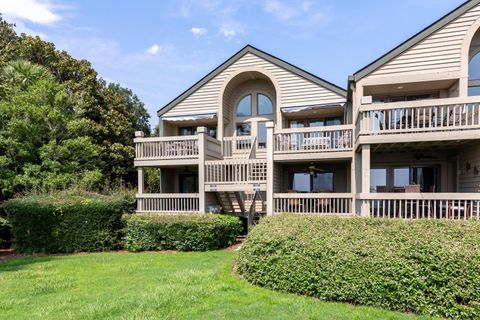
308;164;327;177
413;152;439;161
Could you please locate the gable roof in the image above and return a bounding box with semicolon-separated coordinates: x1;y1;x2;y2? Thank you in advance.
350;0;480;82
158;45;346;116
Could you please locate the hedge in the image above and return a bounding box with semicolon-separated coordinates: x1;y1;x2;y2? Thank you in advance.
4;191;135;253
0;216;11;248
122;214;242;251
236;215;480;319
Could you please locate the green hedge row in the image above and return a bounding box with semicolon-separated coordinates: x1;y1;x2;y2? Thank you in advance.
122;214;242;251
4;191;135;253
0;216;11;248
236;215;480;319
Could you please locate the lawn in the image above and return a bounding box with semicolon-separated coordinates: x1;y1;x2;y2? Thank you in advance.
0;251;432;320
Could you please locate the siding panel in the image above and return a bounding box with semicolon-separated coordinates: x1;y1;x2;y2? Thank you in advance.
459;142;480;192
163;52;344;117
367;4;480;79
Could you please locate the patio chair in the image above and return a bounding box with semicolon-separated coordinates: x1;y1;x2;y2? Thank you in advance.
405;184;421;193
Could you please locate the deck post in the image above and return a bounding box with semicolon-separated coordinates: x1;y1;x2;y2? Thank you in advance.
360;144;371;217
266;122;274;215
137;166;144;194
198;127;207;214
137;166;144;212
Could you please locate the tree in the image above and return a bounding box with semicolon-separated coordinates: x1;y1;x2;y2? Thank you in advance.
0;16;151;197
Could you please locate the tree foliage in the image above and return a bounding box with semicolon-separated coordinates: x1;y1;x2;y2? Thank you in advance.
0;16;150;200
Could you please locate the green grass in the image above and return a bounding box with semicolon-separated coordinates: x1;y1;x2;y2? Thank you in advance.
0;251;432;320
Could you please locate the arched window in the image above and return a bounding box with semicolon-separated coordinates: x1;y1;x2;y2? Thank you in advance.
236;95;252;116
257;94;273;115
469;52;480;96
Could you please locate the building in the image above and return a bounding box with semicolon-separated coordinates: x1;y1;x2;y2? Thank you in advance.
134;0;480;222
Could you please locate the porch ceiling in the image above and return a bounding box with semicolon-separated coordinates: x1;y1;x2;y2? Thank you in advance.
370;139;470;152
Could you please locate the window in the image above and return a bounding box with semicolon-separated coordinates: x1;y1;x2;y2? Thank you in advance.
411;166;439;192
290;172;334;192
370;168;387;192
394;167;409;189
370;166;440;193
257;94;273;115
309;119;324;127
257;122;267;147
178;126;217;138
288;117;342;128
289;120;305;128
179;127;194;136
291;173;310;192
179;174;198;193
312;172;334;192
236;95;252;117
469;52;480;96
236;123;251;136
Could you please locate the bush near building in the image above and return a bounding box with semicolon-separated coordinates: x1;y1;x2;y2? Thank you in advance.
237;215;480;319
123;214;242;251
4;191;135;253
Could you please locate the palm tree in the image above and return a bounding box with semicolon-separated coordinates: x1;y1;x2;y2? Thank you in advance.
2;60;52;89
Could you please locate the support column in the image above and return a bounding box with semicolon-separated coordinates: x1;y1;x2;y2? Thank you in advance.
197;127;207;214
137;167;144;194
266;122;274;216
360;144;371;217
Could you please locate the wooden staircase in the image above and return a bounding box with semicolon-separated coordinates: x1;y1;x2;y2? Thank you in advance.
215;191;266;226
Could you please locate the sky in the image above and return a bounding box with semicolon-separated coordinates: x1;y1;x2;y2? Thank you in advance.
0;0;467;127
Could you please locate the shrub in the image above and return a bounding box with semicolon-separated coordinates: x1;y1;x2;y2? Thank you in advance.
123;214;242;251
0;215;11;248
4;190;135;253
236;215;480;319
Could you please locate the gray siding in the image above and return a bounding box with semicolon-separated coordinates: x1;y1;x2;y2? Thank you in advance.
459;142;480;192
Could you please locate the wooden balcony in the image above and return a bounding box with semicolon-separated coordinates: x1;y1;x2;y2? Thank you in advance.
358;97;480;144
273;125;353;161
204;159;267;192
274;193;353;215
134;134;221;166
359;193;480;220
136;193;199;213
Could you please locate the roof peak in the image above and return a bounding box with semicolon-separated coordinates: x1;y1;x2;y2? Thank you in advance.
157;45;346;116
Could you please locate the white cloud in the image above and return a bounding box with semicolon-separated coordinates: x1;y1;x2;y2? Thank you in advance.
221;28;236;39
190;27;207;38
146;44;161;55
0;0;61;25
264;0;297;21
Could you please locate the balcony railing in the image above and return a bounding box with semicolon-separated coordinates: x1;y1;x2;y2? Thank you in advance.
222;136;262;158
359;98;480;135
136;193;199;213
134;135;198;160
205;159;267;184
274;125;353;154
274;193;353;215
359;193;480;220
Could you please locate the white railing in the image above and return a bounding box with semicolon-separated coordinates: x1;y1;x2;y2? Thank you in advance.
222;136;256;158
135;136;198;160
359;193;480;220
205;159;267;184
136;193;199;213
359;98;480;135
274;193;353;215
205;136;222;158
274;125;353;153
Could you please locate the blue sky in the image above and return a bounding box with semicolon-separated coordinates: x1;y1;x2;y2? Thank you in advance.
0;0;466;126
